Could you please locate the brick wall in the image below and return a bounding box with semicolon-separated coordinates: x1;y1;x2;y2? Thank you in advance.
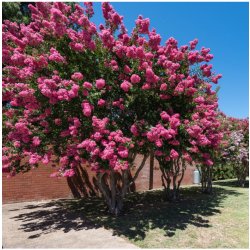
2;156;196;204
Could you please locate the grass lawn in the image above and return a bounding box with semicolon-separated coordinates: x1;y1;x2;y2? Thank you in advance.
14;179;248;248
83;179;249;248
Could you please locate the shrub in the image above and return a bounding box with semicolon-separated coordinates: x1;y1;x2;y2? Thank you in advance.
213;164;236;181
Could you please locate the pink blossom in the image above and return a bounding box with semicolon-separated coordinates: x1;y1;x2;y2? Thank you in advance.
101;147;115;160
96;79;105;89
205;159;213;166
71;43;84;51
42;154;50;164
63;169;75;177
71;72;84;81
183;153;192;162
110;60;119;71
160;83;167;91
48;48;65;63
200;64;212;77
92;132;102;141
189;38;198;50
170;149;179;159
155;139;163;147
198;135;211;146
54;118;62;125
32;136;41;146
114;161;129;171
130;74;141;84
149;30;161;50
29;154;40;164
120;80;132;92
13;141;21;148
169;116;181;129
2;155;11;169
142;83;151;90
130;124;139;136
192;113;200;120
98;99;106;106
59;156;69;166
117;146;129;158
83;81;92;89
211;74;222;84
145;68;159;83
202;153;211;159
92;116;109;131
136;16;150;34
160;111;170;121
124;65;132;74
82;101;92;117
194;96;205;104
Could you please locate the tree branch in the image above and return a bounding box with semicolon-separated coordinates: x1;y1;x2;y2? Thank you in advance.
129;154;149;186
177;159;186;190
96;172;111;206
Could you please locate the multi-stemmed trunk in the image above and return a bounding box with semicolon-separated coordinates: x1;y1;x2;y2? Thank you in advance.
159;157;186;201
198;165;213;194
96;153;149;215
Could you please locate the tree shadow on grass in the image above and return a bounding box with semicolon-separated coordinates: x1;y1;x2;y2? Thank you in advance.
214;179;249;188
9;186;241;241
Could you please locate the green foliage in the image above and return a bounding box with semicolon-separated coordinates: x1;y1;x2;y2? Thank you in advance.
213;164;236;181
2;2;33;24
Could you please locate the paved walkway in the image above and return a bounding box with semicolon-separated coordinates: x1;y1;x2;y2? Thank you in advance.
3;200;138;248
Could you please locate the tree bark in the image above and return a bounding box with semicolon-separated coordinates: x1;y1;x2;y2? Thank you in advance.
199;165;213;194
96;153;149;215
159;158;186;201
149;151;154;190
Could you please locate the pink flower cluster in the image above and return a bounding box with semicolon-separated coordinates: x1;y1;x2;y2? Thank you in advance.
146;113;182;159
38;75;80;104
136;15;150;34
77;116;131;171
48;48;65;63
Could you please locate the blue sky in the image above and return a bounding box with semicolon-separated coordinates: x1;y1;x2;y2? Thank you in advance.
89;2;249;118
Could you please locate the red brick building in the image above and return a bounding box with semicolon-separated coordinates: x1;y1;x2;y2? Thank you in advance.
2;156;195;204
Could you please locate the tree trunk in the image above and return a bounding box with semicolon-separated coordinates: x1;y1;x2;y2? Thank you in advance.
200;166;213;194
159;158;186;201
149;151;154;190
96;153;149;215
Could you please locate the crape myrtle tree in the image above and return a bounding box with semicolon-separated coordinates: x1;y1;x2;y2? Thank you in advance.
220;115;249;187
149;56;223;199
2;2;150;215
196;111;228;194
228;126;249;187
2;2;222;214
204;113;249;190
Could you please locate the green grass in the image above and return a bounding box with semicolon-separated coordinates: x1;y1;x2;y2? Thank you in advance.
16;179;249;248
68;179;249;248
